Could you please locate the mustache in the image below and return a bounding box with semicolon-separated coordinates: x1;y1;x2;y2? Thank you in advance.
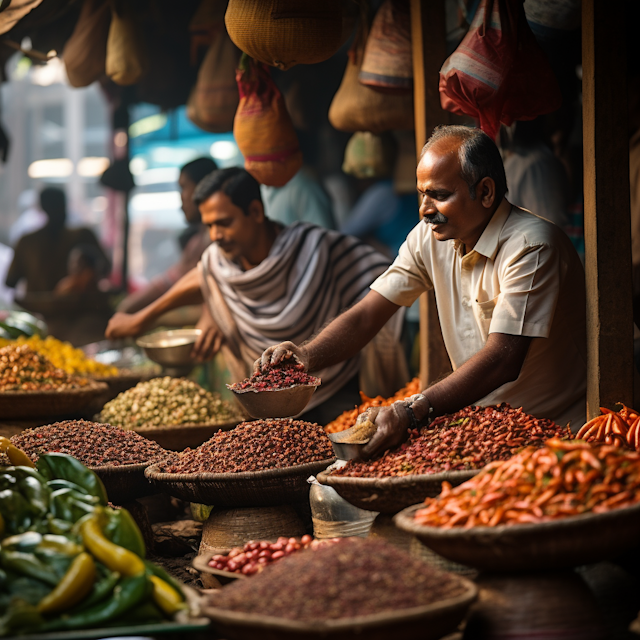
424;212;448;225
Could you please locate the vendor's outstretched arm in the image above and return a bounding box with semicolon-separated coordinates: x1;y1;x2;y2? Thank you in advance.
259;291;400;371
362;332;533;458
105;267;203;339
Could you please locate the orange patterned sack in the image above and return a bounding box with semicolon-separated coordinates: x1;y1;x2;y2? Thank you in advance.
233;57;302;187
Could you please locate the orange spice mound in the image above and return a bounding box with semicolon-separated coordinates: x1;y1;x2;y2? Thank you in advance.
325;378;421;433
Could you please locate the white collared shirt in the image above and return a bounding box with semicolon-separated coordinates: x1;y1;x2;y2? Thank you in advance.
371;198;587;428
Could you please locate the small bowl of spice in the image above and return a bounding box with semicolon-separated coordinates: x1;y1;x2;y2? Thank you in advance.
227;363;320;419
327;411;378;460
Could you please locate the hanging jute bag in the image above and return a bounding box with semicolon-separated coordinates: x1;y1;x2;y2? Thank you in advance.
105;0;147;86
233;56;302;187
359;0;412;94
225;0;343;71
187;28;240;133
342;131;397;179
62;0;111;88
329;16;413;133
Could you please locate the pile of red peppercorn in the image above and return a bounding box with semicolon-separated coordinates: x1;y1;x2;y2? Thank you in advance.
209;535;340;576
158;419;333;474
331;404;571;478
209;538;467;621
11;420;169;467
228;363;320;392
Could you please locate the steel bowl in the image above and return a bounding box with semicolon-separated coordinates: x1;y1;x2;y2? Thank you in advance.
229;384;318;419
136;329;202;368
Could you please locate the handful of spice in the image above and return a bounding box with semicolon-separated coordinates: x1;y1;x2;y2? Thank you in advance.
228;362;319;392
208;538;467;621
414;439;640;528
98;377;239;428
158;418;333;474
0;344;90;391
11;420;169;467
332;404;570;478
209;535;340;576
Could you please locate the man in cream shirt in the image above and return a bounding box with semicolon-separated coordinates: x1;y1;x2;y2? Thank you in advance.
259;125;586;457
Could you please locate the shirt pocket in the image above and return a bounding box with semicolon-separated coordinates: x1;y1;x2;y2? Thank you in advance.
472;295;500;335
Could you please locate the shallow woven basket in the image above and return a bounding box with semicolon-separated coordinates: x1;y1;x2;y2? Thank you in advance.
394;501;640;572
92;461;159;504
317;469;478;514
0;382;109;419
134;420;240;451
145;458;335;508
202;576;477;640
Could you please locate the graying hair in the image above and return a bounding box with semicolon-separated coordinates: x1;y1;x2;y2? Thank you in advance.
421;125;507;202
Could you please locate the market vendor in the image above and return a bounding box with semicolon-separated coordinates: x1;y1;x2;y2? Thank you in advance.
259;125;587;456
105;167;407;424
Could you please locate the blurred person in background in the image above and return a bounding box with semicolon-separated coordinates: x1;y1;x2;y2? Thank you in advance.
117;157;217;313
9;190;47;247
5;187;108;294
54;244;108;295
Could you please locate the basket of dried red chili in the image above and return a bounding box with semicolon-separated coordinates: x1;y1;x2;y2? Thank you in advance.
395;439;640;572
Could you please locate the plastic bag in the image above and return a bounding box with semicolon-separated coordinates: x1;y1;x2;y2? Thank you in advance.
439;0;562;139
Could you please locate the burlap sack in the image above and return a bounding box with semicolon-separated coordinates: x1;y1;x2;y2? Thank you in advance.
225;0;343;70
105;0;146;86
233;58;302;187
62;0;110;88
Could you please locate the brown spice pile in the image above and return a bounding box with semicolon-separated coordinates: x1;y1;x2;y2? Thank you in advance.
209;538;467;621
0;344;90;391
11;420;169;467
158;419;333;474
229;363;319;392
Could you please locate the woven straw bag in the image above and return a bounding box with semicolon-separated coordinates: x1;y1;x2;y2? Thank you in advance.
105;0;147;86
359;0;413;94
62;0;110;88
233;57;302;187
342;131;397;179
187;28;240;133
225;0;343;71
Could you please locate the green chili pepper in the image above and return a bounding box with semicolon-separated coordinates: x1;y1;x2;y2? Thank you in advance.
6;576;52;606
50;488;99;523
0;490;32;534
109;600;165;625
1;531;42;552
39;573;150;631
104;508;146;558
0;474;17;491
46;479;89;494
0;550;59;586
72;569;120;612
47;515;73;535
36;454;107;505
0;598;44;636
6;466;48;485
143;560;184;597
38;534;83;556
17;475;49;515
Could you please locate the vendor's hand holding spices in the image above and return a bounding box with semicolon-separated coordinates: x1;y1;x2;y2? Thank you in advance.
413;439;640;528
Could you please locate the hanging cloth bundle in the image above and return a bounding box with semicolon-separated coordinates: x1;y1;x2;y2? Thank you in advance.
105;0;147;86
439;0;562;139
359;0;412;94
233;56;302;187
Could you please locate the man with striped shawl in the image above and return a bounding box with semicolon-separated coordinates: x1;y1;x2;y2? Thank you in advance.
105;167;408;424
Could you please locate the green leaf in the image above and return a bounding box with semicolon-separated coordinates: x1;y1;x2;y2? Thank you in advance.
36;454;107;505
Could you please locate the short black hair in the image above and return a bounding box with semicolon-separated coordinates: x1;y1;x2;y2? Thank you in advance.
39;187;66;216
180;157;218;185
193;167;262;215
422;125;508;202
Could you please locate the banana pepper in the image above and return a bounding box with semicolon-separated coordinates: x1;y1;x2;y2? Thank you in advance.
37;552;96;614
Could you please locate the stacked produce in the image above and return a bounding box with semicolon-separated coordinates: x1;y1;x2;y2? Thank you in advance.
325;378;421;433
158;419;333;474
0;451;188;636
98;377;238;429
228;362;319;392
577;404;640;449
11;421;168;467
208;538;467;621
208;535;340;576
413;439;640;528
0;345;91;391
0;335;117;377
332;404;570;478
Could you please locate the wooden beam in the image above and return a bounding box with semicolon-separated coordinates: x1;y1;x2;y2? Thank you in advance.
410;0;452;388
582;0;633;417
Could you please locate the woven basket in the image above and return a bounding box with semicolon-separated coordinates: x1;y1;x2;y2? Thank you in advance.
92;372;145;402
0;382;109;420
93;462;158;505
317;469;478;515
193;552;243;586
133;420;239;451
202;576;477;640
394;501;640;573
145;458;335;508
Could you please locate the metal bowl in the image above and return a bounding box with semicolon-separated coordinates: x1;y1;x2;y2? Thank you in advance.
229;384;318;419
136;329;201;368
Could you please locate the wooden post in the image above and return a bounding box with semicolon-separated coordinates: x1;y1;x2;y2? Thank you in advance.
410;0;452;388
582;0;634;417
